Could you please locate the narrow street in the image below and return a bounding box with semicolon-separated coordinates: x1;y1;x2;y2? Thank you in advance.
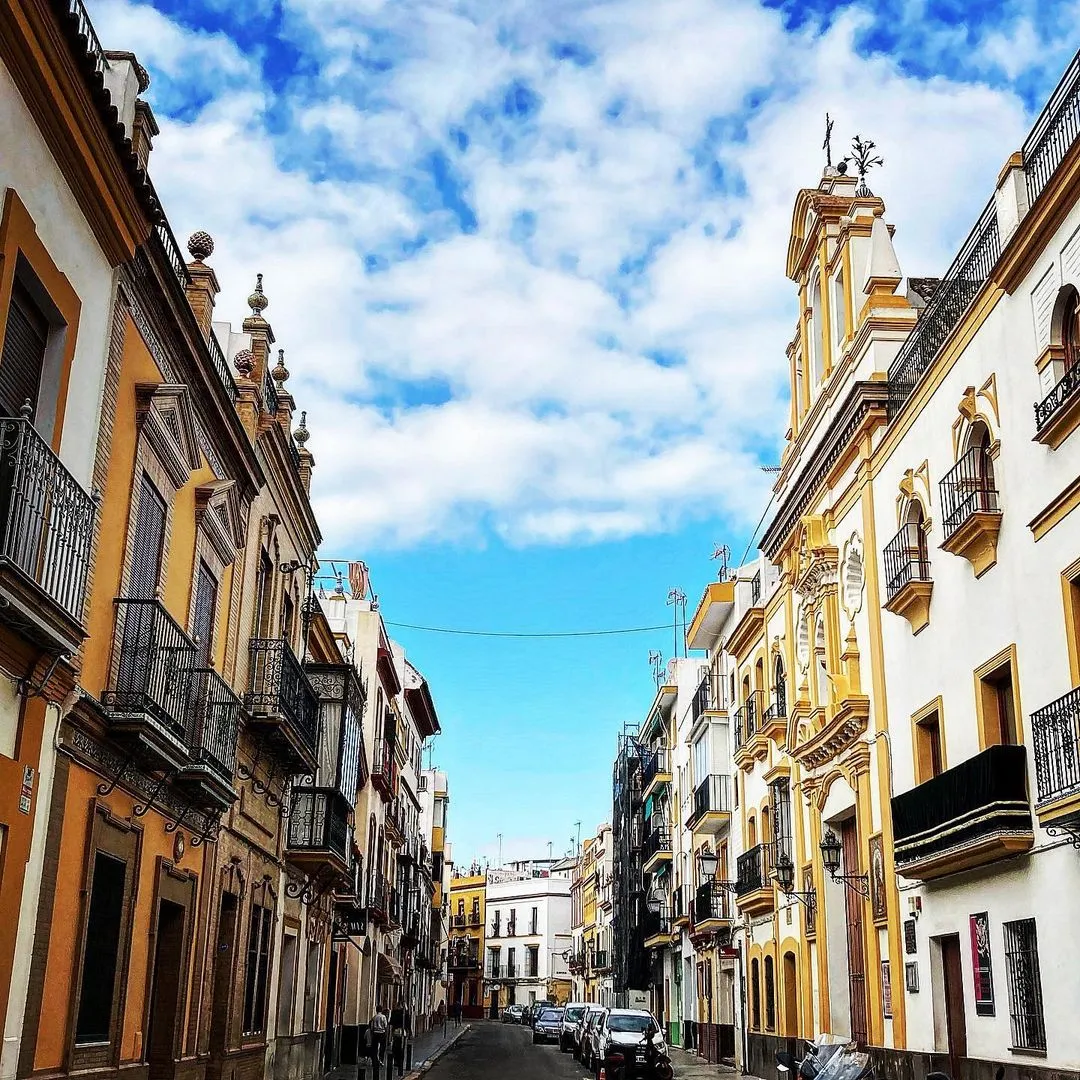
425;1023;591;1080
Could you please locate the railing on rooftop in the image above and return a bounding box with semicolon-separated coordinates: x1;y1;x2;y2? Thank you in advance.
61;0;108;78
264;367;280;415
1023;49;1080;207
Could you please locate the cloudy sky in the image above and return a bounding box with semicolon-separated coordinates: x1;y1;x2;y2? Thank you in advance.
92;0;1075;863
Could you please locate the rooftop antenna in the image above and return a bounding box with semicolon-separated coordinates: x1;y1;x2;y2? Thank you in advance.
711;544;731;582
649;650;664;689
497;833;503;868
666;587;687;659
548;840;553;862
574;821;582;856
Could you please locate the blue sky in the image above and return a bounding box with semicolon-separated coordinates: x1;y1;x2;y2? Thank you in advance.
90;0;1074;864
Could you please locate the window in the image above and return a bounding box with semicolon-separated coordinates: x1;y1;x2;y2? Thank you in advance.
242;904;273;1035
977;648;1021;748
527;945;539;977
75;852;127;1044
1067;567;1080;684
1062;286;1080;372
530;906;538;934
507;947;516;976
693;734;707;787
770;780;792;863
913;700;946;784
833;271;847;355
774;656;787;717
254;551;274;637
129;473;167;599
488;947;500;977
1004;918;1045;1051
0;278;48;420
281;589;295;647
192;560;218;668
764;955;776;1031
750;958;761;1030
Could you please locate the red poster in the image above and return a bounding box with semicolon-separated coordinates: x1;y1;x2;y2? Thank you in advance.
969;912;995;1016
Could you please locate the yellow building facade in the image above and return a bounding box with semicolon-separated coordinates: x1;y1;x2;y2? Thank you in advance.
447;872;485;1018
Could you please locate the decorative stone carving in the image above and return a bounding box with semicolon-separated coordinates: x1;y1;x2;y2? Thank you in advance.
187;230;214;262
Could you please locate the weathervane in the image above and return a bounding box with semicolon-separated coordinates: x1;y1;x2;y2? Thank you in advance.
845;134;883;196
649;650;664;689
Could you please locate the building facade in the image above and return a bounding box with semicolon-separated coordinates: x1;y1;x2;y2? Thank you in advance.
569;826;614;1005
447;871;486;1019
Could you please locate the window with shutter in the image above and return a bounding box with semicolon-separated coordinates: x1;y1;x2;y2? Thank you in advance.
192;560;217;667
254;551;274;637
129;474;167;599
0;280;47;421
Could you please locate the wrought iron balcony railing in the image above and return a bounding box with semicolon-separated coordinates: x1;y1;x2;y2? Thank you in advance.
593;949;610;970
1032;685;1080;807
643;824;672;863
370;873;390;923
750;570;762;606
689;774;731;825
176;667;241;808
734;689;764;747
103;598;197;769
641;747;669;790
643;908;670;940
939;445;999;542
1034;361;1080;435
246;637;320;766
286;786;351;869
371;736;399;799
884;520;931;600
761;692;786;726
0;416;96;652
670;883;690;921
694;880;732;923
691;672;723;723
1023;48;1080;207
736;843;771;896
468;910;483;927
448;947;481;970
892;744;1033;878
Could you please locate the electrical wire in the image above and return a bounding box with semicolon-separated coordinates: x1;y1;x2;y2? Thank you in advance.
383;620;672;639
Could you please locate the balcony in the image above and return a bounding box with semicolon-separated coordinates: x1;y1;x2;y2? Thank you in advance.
883;520;933;633
1034;359;1080;447
938;446;1002;577
734;689;766;767
286;786;351;876
370;873;390;925
0;415;96;655
371;736;399;801
593;949;610;971
891;744;1033;880
641;747;671;798
735;843;774;916
670;883;691;926
386;797;406;843
687;775;731;833
760;693;787;740
642;824;673;874
643;909;671;948
448;947;481;972
175;667;241;811
694;881;733;930
388;886;401;928
246;637;320;772
102;598;197;772
727;576;766;661
691;672;725;724
1032;685;1080;830
401;912;422;950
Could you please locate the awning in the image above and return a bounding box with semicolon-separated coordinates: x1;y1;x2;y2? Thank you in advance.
377;952;404;985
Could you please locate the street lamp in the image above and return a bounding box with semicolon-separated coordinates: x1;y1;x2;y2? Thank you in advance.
819;829;869;898
646;885;665;914
773;852;816;912
697;846;718;880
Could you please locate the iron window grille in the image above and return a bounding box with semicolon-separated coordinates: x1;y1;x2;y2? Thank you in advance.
750;571;762;606
1003;918;1046;1051
883;520;931;600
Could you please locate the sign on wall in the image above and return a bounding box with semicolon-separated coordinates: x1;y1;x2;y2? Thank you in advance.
881;961;892;1019
969;912;995;1016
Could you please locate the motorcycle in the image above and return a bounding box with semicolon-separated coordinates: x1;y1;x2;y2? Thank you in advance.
604;1023;673;1080
775;1034;872;1080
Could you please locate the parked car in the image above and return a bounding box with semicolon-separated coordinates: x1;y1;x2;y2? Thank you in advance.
560;1003;587;1051
533;1007;565;1044
594;1009;667;1077
527;1000;555;1028
575;1005;606;1062
502;1003;527;1024
581;1006;609;1071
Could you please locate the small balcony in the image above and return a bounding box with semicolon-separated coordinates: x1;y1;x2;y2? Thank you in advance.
938;446;1001;577
735;843;774;916
246;637;320;772
891;744;1033;880
593;949;610;971
175;667;241;811
670;883;691;926
448;947;481;972
642;824;673;874
883;520;933;633
691;672;725;724
734;689;766;766
286;786;351;876
643;908;670;948
0;415;96;655
371;736;399;801
400;912;422;950
760;692;787;739
688;775;731;833
102;598;197;772
1032;685;1080;830
694;881;733;930
369;873;390;925
386;797;406;843
641;747;671;798
1034;358;1080;447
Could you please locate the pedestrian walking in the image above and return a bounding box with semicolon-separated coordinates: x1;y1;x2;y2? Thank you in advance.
369;1006;389;1065
389;999;412;1076
451;999;461;1026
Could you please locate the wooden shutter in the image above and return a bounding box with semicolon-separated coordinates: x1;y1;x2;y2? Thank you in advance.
129;473;166;598
192;560;218;667
0;281;47;420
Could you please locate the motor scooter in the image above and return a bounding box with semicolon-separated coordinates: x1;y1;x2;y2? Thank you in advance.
775;1034;872;1080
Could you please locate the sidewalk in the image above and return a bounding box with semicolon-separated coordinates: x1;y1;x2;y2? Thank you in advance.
668;1045;739;1079
325;1022;470;1080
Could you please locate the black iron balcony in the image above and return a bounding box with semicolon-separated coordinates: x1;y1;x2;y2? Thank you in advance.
175;667;241;810
1032;685;1080;812
734;689;764;748
689;775;731;829
694;880;732;924
103;598;197;772
939;445;999;543
401;912;422;949
246;637;320;771
691;672;723;722
643;909;670;942
736;843;771;896
642;824;672;866
389;885;401;927
370;873;390;924
371;736;398;800
468;910;483;927
1035;358;1080;438
892;744;1033;880
641;747;669;792
287;786;351;875
670;883;690;922
884;520;931;601
593;949;610;970
0;414;96;655
448;947;481;971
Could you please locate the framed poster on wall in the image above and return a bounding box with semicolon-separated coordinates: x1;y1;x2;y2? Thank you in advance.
969;911;995;1016
881;960;892;1018
869;834;888;924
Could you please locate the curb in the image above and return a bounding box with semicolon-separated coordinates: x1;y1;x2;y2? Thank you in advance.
403;1023;472;1080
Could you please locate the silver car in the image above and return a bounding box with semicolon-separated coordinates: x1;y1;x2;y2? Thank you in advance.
594;1009;666;1076
532;1007;565;1045
581;1007;609;1070
560;1003;587;1052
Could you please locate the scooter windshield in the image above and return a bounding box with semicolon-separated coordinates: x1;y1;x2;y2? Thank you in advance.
814;1048;871;1080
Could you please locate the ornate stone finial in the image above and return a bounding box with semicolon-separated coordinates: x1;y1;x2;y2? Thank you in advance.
844;134;883;197
272;348;290;384
187;230;214;262
233;348;255;377
247;273;268;318
20;398;33;419
294;410;310;447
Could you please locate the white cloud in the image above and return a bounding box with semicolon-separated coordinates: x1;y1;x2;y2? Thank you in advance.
91;0;1052;550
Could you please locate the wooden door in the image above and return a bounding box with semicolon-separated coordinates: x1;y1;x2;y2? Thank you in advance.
941;936;968;1061
841;820;868;1044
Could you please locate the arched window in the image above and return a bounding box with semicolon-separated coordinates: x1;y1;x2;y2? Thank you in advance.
751;958;761;1031
966;420;996;501
748;814;757;851
833;271;847;355
808;272;824;388
764;955;776;1031
905;501;929;579
774;656;787;717
815;614;829;706
1058;285;1080;371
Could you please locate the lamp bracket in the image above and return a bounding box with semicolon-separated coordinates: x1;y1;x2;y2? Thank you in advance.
829;871;870;899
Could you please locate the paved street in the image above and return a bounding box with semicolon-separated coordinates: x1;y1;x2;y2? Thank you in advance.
424;1023;591;1080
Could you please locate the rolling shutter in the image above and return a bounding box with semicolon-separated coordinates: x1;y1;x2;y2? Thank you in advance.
129;474;166;598
0;281;47;420
192;560;218;667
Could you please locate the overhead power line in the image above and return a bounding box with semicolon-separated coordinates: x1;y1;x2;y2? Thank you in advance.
383;620;671;639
